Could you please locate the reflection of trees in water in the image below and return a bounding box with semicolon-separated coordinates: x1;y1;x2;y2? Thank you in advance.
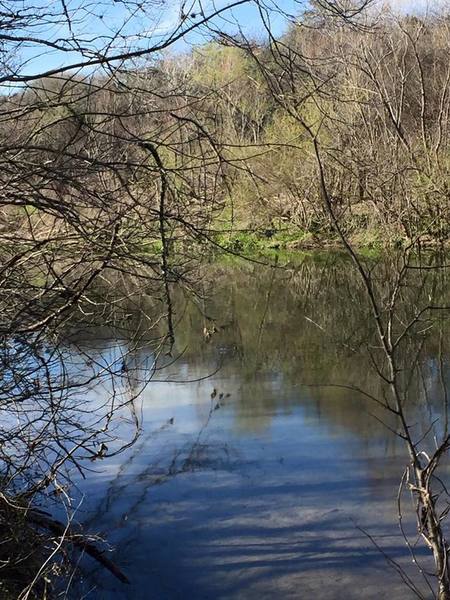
71;255;450;597
79;401;248;593
84;400;245;533
165;256;450;441
75;256;449;447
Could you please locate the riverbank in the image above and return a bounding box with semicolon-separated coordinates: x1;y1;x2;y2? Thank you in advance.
213;227;450;260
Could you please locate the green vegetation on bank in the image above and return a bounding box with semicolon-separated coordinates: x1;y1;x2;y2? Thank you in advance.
211;226;448;260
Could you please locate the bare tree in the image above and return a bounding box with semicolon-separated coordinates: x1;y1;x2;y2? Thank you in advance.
226;2;450;598
0;0;258;596
2;0;450;597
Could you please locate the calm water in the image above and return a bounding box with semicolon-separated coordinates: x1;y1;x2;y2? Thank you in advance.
67;255;450;599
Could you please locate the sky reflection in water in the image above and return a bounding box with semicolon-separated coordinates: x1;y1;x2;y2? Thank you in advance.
69;257;450;599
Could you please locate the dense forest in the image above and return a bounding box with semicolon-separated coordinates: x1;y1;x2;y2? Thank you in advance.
1;0;450;598
4;6;450;265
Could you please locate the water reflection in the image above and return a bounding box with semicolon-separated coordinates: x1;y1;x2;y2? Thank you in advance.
69;255;450;599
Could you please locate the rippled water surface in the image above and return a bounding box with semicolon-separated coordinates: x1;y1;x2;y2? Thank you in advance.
68;256;450;599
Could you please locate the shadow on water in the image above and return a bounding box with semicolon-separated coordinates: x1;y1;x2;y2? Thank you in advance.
68;254;450;599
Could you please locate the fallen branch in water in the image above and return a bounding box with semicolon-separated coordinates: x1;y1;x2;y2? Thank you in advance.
26;509;130;585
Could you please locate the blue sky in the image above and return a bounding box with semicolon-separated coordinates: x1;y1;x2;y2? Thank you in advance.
7;0;449;86
9;0;301;85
